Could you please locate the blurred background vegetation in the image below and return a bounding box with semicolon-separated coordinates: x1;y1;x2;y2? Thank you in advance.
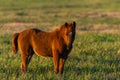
0;0;120;34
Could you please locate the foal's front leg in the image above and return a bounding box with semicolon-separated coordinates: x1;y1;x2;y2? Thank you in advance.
59;58;66;74
53;52;59;73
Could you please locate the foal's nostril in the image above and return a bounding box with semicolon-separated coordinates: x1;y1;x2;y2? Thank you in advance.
68;32;72;36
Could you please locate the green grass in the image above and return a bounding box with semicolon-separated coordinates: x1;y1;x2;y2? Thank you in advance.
0;33;120;79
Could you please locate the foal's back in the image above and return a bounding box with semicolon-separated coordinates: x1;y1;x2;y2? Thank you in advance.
18;28;56;57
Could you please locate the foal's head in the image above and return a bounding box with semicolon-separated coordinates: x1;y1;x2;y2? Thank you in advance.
60;21;76;50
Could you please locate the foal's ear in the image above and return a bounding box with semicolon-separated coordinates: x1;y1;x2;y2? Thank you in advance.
73;21;76;28
64;22;68;27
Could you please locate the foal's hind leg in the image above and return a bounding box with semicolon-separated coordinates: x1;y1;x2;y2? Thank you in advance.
21;53;28;72
27;49;34;66
21;48;34;72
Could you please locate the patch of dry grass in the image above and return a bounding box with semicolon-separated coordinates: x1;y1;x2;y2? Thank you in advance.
77;23;120;35
0;22;120;35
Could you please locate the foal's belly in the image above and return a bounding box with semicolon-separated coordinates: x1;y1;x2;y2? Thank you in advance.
31;32;53;57
33;47;53;57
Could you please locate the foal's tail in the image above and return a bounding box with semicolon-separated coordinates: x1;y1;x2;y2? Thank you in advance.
12;33;19;55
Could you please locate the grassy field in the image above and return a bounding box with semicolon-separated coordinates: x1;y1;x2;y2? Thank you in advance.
0;0;120;80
